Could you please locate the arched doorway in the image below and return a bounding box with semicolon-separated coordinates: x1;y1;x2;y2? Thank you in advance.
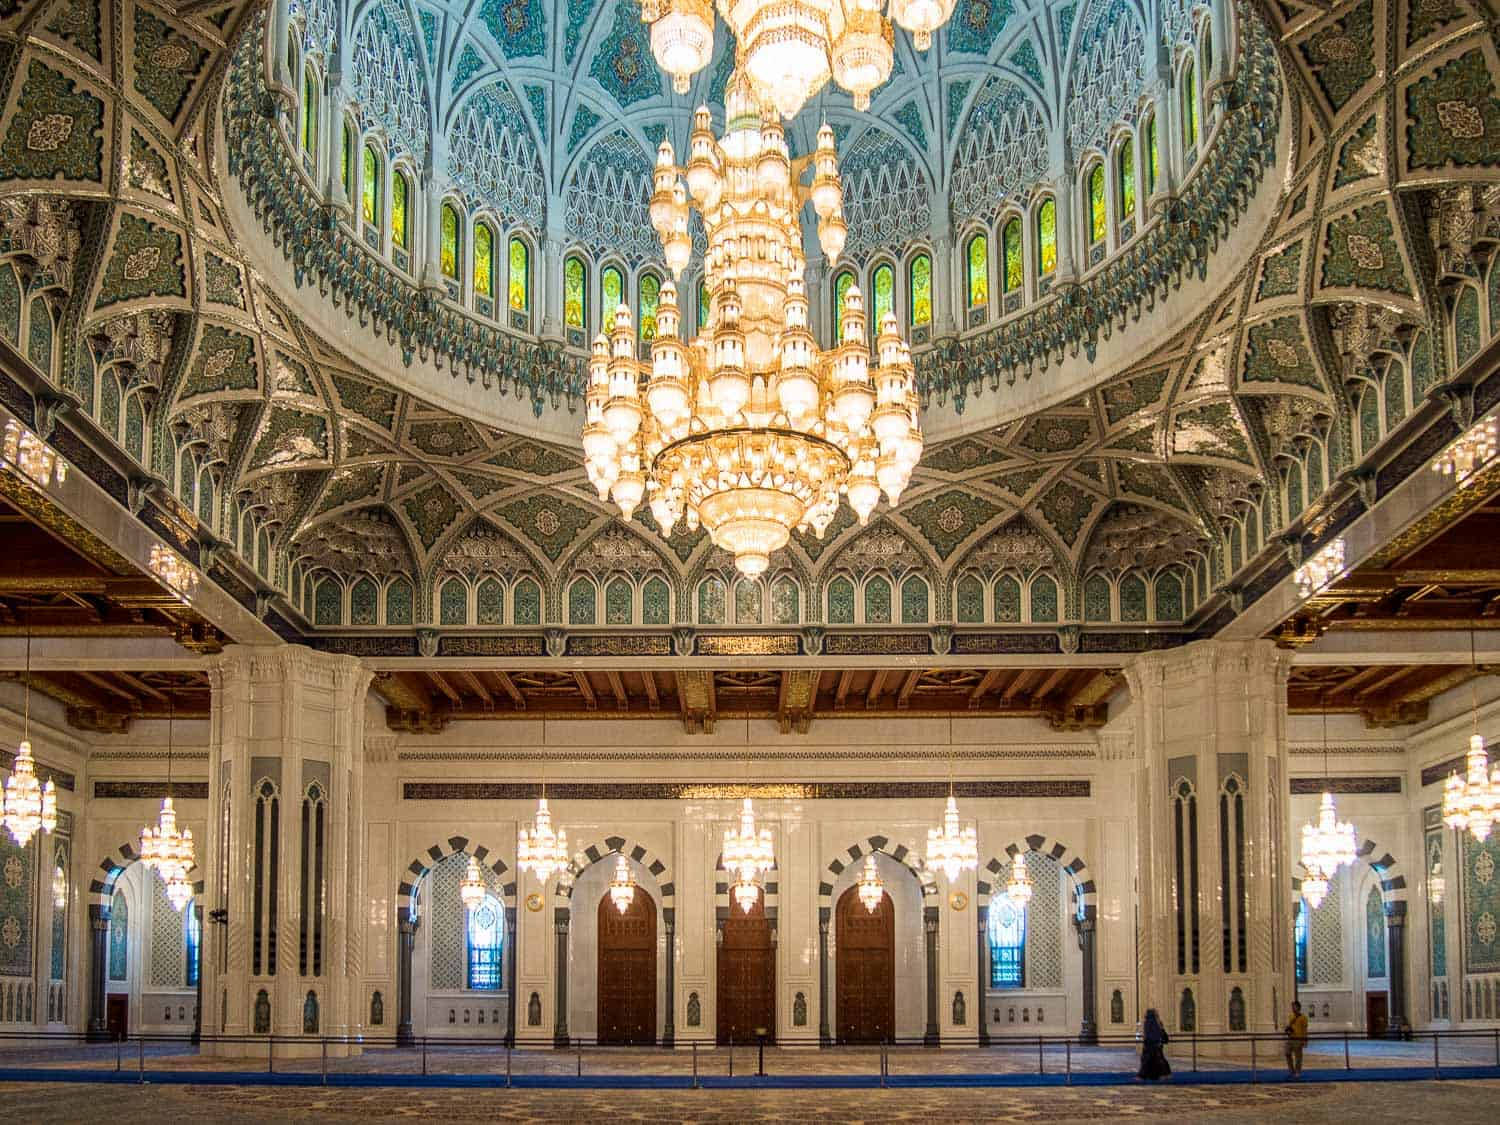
835;884;894;1043
718;892;774;1044
597;889;656;1044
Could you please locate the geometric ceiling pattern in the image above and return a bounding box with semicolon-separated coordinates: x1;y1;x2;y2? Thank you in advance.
0;0;1497;655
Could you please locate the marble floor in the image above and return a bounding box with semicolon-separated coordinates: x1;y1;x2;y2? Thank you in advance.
0;1077;1495;1123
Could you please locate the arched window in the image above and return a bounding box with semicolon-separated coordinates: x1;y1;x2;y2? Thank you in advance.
1202;20;1214;78
301;67;318;155
638;272;660;341
286;29;298;82
989;896;1027;988
1035;198;1057;277
473;221;496;303
871;262;895;332
1086;163;1106;246
955;573;984;622
185;899;201;987
392;169;410;251
601;264;624;327
361;145;381;233
908;253;931;329
386;576;413;625
827;574;855;624
512;576;541;625
863;574;891;623
1182;61;1199;149
350;576;377;625
108;891;128;981
440;577;468;625
643;575;671;625
564;255;587;331
508;236;530;313
833;269;855;341
1116;139;1136;224
697;278;710;333
466;894;504;990
605;576;633;624
1145;113;1159;195
965;232;988;310
1030;573;1058;621
440;201;461;281
340;120;354;197
1366;885;1387;979
1294;901;1309;984
477;577;504;625
997;218;1022;300
568;577;596;625
697;575;726;624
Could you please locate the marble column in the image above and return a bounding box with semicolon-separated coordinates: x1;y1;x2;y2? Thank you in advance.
663;912;676;1047
395;917;417;1047
817;913;831;1046
976;904;990;1046
553;907;570;1046
923;905;940;1046
1386;905;1409;1037
86;904;109;1041
1075;911;1099;1044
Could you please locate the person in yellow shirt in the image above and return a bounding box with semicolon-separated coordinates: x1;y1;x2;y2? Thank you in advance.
1284;1000;1309;1077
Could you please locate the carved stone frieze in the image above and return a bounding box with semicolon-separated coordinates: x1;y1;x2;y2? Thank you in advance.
0;196;81;291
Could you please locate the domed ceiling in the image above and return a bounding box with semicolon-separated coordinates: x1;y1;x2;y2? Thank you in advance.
0;0;1497;658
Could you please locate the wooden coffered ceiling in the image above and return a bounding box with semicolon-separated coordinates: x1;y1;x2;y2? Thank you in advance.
0;496;225;653
1286;663;1491;727
371;665;1125;734
3;669;211;733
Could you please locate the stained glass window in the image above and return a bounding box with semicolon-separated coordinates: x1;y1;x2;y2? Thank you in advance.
1202;22;1213;76
361;145;380;229
1088;164;1106;245
871;263;894;333
1002;218;1022;293
301;68;317;154
1117;139;1136;223
989;897;1026;988
508;236;529;312
466;895;503;991
1294;903;1308;984
185;905;200;988
909;253;931;327
440;202;460;280
340;121;353;196
966;233;988;309
564;256;586;329
391;169;409;250
1182;62;1198;148
473;221;494;300
1036;198;1057;276
833;269;854;341
697;279;709;334
1146;114;1159;195
602;265;624;326
639;272;660;341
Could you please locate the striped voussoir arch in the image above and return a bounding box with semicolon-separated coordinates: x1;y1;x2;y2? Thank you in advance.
976;834;1098;920
89;841;204;909
556;836;674;916
714;852;779;928
817;835;939;915
397;835;515;919
1292;834;1408;915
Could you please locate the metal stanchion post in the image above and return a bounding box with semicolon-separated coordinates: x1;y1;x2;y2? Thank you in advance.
269;1034;274;1074
692;1041;698;1089
322;1038;328;1086
1192;1034;1198;1072
879;1043;886;1089
1434;1031;1440;1078
138;1034;144;1083
576;1040;582;1077
422;1037;427;1076
506;1043;512;1088
1345;1030;1351;1070
1038;1036;1043;1074
1066;1040;1072;1085
757;1032;766;1077
729;1041;733;1077
116;1036;122;1072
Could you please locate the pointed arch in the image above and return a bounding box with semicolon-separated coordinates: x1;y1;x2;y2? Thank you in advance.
557;835;674;918
978;833;1098;921
817;835;938;916
396;834;514;921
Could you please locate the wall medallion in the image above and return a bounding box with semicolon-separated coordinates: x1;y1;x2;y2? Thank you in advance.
525;892;544;912
949;891;969;911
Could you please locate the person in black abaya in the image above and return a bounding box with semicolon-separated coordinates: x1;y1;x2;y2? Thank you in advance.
1138;1008;1171;1080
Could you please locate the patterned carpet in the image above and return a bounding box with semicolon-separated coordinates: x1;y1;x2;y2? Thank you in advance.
0;1077;1497;1123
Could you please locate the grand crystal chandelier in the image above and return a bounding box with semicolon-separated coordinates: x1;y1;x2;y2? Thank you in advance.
925;795;977;882
139;704;194;905
855;852;884;913
460;854;487;911
640;0;957;116
518;796;570;884
4;634;57;848
1005;851;1033;906
1431;416;1498;486
582;74;922;578
1299;699;1357;910
723;796;775;911
609;853;637;914
1442;629;1498;842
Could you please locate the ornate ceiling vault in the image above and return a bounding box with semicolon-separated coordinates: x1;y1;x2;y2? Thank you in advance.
0;0;1494;669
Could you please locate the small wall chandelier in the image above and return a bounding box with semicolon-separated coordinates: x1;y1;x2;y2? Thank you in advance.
459;854;487;911
640;0;958;116
2;419;68;489
140;703;195;907
582;73;922;579
3;632;57;848
1299;694;1357;909
723;796;775;914
1005;851;1033;907
609;853;637;914
1442;627;1497;842
1431;416;1497;486
855;852;884;913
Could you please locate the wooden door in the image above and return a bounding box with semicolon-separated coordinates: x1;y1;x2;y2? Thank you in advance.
597;889;656;1044
836;885;895;1044
717;892;775;1045
106;993;128;1041
1366;992;1389;1038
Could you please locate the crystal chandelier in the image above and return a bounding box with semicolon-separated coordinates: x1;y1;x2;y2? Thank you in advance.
1005;851;1033;906
459;854;487;911
149;543;200;604
583;75;922;579
3;633;57;848
855;852;884;913
608;853;637;914
926;795;977;882
2;419;68;488
165;871;194;914
724;798;775;884
1300;698;1357;909
1442;629;1498;842
1293;537;1346;598
518;796;570;884
140;704;195;899
1431;416;1498;486
640;0;957;116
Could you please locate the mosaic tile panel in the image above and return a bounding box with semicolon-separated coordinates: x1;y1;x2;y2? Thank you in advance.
1404;49;1500;170
734;580;762;625
995;575;1022;622
568;577;596;625
864;575;892;623
0;60;105;182
477;577;504;625
1030;575;1058;622
108;890;127;981
512;577;541;625
387;578;413;625
901;576;929;624
827;575;855;625
1427;828;1446;980
642;575;670;624
0;833;33;978
770;576;798;625
1462;830;1500;973
440;578;467;625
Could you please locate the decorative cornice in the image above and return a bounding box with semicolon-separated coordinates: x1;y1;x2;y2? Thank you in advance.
402;779;1092;800
395;744;1098;765
1289;776;1402;795
1288;743;1405;756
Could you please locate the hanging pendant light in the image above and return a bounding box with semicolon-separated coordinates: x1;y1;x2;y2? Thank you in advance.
165;871;194;914
4;631;57;848
856;853;884;913
1006;851;1034;906
459;854;487;912
608;853;636;914
1299;693;1357;908
926;731;977;882
731;874;761;913
723;724;774;913
140;701;195;904
1442;627;1499;842
519;722;570;885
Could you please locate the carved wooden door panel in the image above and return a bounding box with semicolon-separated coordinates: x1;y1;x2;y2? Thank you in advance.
597;890;656;1044
836;886;894;1044
717;892;775;1044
